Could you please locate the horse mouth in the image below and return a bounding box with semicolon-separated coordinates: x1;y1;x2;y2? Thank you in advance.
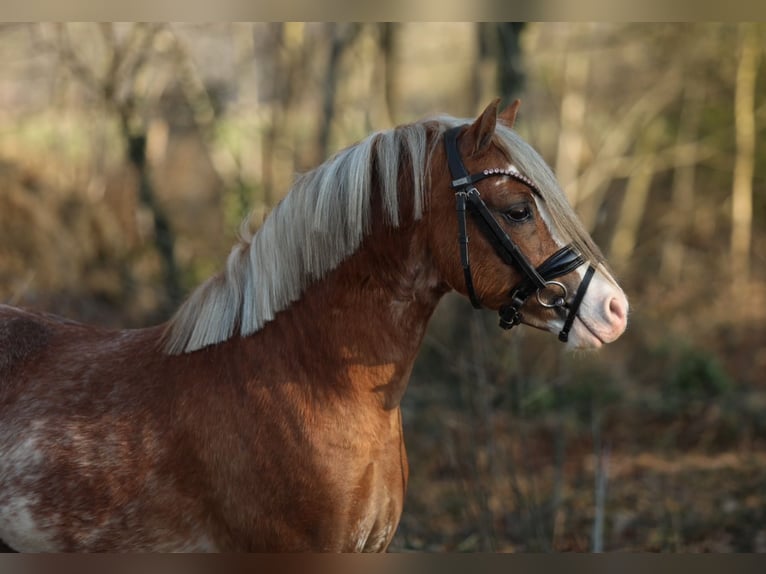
577;312;630;349
577;317;606;349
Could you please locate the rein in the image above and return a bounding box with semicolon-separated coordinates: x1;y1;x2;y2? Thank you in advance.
444;125;595;343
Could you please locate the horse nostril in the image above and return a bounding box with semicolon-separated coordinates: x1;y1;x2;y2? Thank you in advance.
608;297;627;323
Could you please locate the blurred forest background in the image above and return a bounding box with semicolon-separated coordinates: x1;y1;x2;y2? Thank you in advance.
1;22;765;552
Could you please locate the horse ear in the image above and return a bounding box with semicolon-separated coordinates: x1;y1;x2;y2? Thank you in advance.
463;98;501;156
498;99;521;128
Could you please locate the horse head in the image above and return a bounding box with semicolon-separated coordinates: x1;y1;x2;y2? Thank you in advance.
426;100;628;349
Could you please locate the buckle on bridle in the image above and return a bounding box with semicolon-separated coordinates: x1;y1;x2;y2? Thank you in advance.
498;291;527;330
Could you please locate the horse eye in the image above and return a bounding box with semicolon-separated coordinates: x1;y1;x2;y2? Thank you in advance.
504;205;531;223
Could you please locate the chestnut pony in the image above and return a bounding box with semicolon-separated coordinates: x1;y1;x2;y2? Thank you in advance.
0;100;627;551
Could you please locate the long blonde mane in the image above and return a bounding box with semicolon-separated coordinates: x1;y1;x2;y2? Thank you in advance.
163;115;601;354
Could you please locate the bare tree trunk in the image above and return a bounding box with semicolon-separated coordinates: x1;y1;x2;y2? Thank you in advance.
660;87;701;285
731;23;760;290
475;23;496;111
253;23;317;209
53;23;183;311
317;23;361;162
496;23;526;106
169;23;254;226
122;121;181;308
609;124;660;268
379;23;399;125
591;421;609;552
475;23;525;111
574;70;681;232
554;30;590;207
255;23;285;209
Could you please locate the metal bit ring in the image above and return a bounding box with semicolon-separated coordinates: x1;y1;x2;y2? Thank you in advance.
536;281;568;308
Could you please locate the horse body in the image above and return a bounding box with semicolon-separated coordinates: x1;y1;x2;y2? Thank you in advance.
0;216;438;551
0;100;628;551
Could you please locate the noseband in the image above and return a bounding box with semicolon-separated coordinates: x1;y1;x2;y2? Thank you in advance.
444;126;596;343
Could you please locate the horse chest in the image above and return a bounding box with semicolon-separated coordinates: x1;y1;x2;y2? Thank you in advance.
341;457;406;552
295;414;408;552
325;410;408;552
283;416;408;550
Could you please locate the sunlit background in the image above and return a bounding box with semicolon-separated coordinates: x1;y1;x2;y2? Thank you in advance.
0;23;765;551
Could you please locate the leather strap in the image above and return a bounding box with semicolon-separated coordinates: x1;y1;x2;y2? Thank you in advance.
456;191;482;308
558;265;596;342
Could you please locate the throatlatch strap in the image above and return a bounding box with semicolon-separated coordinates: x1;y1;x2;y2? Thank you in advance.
456;192;482;308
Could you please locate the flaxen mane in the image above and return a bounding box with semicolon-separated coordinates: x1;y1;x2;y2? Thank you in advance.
163;116;603;354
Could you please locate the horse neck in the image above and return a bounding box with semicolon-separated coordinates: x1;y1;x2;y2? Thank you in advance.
247;218;445;411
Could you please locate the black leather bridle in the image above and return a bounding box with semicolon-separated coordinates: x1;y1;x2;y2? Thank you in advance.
444;125;596;343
